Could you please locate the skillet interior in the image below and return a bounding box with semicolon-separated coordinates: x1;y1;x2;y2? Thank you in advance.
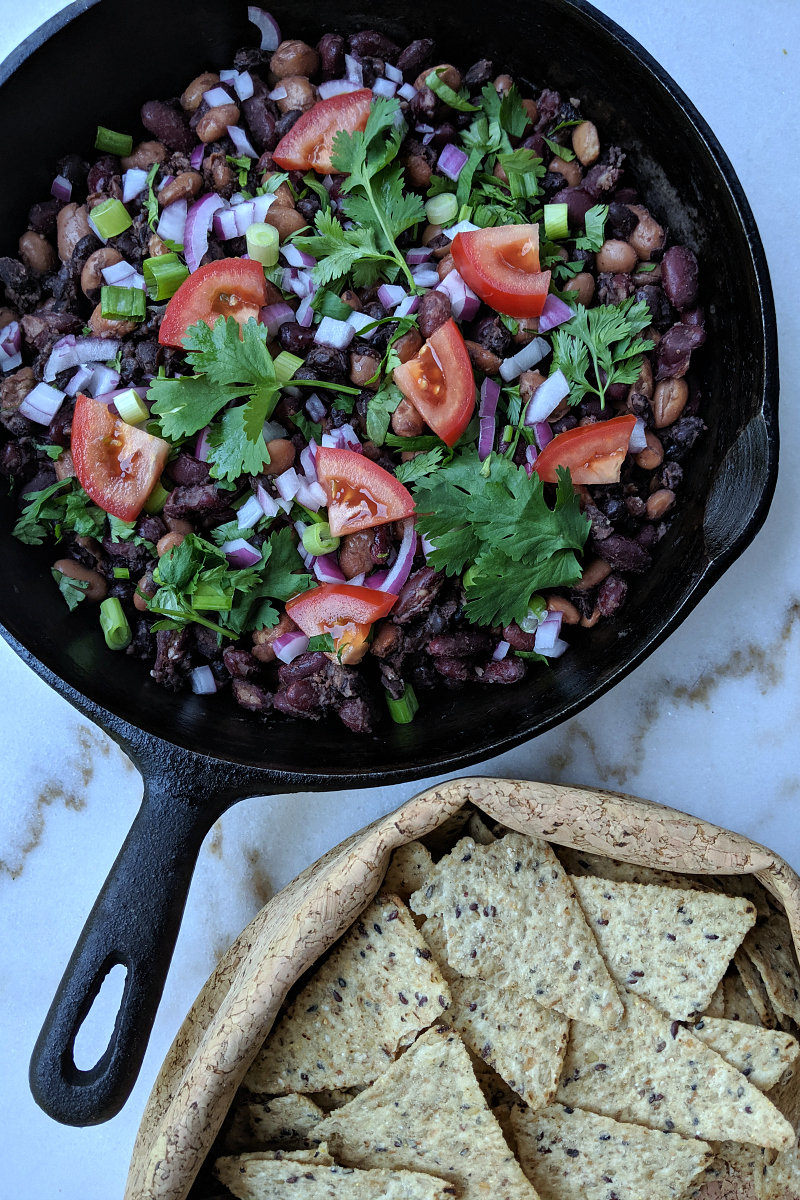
0;0;778;782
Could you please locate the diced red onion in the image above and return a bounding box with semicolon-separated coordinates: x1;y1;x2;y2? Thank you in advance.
377;283;406;310
538;293;575;333
1;351;21;372
534;610;563;652
477;417;496;461
300;444;317;479
255;483;280;518
212;207;239;241
534;421;553;450
122;168;148;203
230;191;248;206
347;573;366;587
415;123;434;135
260;302;295;337
19;382;65;424
185;193;227;274
189;143;205;170
86;212;107;243
101;259;135;286
157;175;175;193
228;125;258;160
237;494;264;529
250;193;276;223
437;144;469;182
443;219;480;238
313;553;345;584
477;377;500;462
273;630;310;663
234;71;254;102
435;268;480;321
44;335;123;382
314;315;355;351
293;519;308;540
0;321;21;357
384;62;403;84
346;310;377;339
88;364;120;397
305;393;326;423
220;69;237;83
263;419;288;440
411;268;439;288
344;54;363;85
190;665;217;695
296;295;315;328
267;84;287;101
524;444;538;476
321;432;338;448
203;86;235;108
322;175;335;193
420;130;435;146
51;174;72;202
221;538;262;568
157;199;188;247
492;640;510;661
542;636;569;659
319;78;361;100
233;200;256;237
282;244;317;269
248;6;281;51
397;83;417;101
296;481;327;510
195;426;211;461
406;247;433;265
394;294;420;318
499;336;550;383
420;533;436;561
275;467;300;501
339;423;362;452
283;267;315;299
65;364;94;396
524;368;570;425
628;417;648;454
367;518;417;594
372;78;397;98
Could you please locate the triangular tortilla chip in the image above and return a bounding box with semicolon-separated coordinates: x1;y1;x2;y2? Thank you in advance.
743;914;800;1023
690;1017;798;1090
706;875;772;919
556;993;795;1149
725;974;764;1027
511;1103;712;1200
555;845;706;890
571;876;756;1020
308;1090;358;1113
410;834;623;1029
225;1095;325;1152
383;842;434;904
707;980;726;1018
245;895;451;1094
736;951;778;1028
754;1144;800;1199
323;1026;541;1200
467;811;497;844
215;1151;457;1199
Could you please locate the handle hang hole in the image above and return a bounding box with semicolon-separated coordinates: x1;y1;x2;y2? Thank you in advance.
72;963;128;1073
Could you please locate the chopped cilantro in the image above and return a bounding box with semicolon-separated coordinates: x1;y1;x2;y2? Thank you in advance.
394;447;445;484
36;444;64;461
550;297;653;408
290;410;323;444
366;380;404;446
500;314;520;337
52;569;89;612
573;204;608;253
311;288;354;321
13;479;105;545
496;149;546;201
308;632;335;652
544;137;576;162
425;68;479;113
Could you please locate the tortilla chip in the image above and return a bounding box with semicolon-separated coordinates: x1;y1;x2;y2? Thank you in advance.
493;1103;519;1154
445;975;570;1110
706;980;726;1019
556;993;795;1149
214;1153;457;1199
717;1141;766;1177
724;974;764;1027
736;951;778;1028
244;895;451;1094
323;1026;541;1200
467;1047;521;1108
555;845;702;890
468;811;497;844
706;875;772;920
410;834;623;1029
744;914;800;1023
420;808;471;860
511;1103;712;1200
571;876;756;1020
754;1144;800;1199
689;1017;798;1090
308;1090;357;1113
766;1063;800;1130
383;842;434;904
225;1095;325;1152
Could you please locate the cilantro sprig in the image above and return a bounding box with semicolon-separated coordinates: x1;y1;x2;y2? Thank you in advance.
14;478;105;545
550;298;653;408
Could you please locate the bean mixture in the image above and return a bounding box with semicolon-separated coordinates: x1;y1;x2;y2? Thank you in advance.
0;12;706;734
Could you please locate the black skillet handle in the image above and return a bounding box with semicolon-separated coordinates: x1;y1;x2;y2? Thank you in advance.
28;758;264;1127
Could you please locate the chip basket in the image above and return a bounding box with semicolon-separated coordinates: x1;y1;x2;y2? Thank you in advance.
124;778;800;1200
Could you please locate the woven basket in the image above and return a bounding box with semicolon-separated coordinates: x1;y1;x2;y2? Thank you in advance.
125;777;800;1200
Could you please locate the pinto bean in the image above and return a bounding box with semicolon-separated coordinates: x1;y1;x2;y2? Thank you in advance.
133;570;157;612
437;253;456;282
339;530;376;579
417;289;451;338
518;369;546;406
595;239;639;274
391;398;426;437
349;352;381;387
464;340;500;375
415;63;461;91
572;120;600;165
493;73;514;97
627;357;654;402
646;489;676;520
158;171;203;207
180;72;220;112
405;155;431;188
627;205;665;261
265;205;306;241
18;231;57;273
564;271;595;306
634;428;664;470
88;306;138;337
652;377;688;428
196;103;240;143
277;77;317;114
252;611;298;663
56;203;92;263
549;157;583;188
81;247;123;297
270;39;320;78
53;559;107;602
546;595;581;624
157;532;185;557
574;558;612;591
262;438;296;476
393;329;424;364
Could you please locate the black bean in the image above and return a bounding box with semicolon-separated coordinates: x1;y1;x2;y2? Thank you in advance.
397;38;436;81
463;59;494;90
167;453;211;487
135;514;166;544
275;110;303;139
591;534;652;574
608;201;639;240
231;679;273;712
597;272;636;307
348;29;401;63
470;314;512;357
242;96;278;153
304;344;349;380
296;196;321;224
317;32;345;80
278;321;315;356
28;199;65;237
635;284;673;331
408;86;438;123
657;461;683;490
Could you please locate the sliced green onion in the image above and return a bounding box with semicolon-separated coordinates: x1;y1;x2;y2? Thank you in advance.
425;193;458;226
101;285;146;322
95;126;133;157
273;350;303;386
302;522;340;556
387;683;419;724
543;202;569;241
113;566;131;579
143;481;170;514
143;253;189;300
192;582;233;612
457;203;473;223
246;222;280;267
91;197;133;239
114;388;149;425
99;597;132;650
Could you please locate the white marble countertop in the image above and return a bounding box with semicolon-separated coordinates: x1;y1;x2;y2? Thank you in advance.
1;1;798;1194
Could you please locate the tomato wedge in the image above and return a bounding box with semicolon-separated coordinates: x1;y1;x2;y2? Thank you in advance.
392;319;475;447
534;414;637;485
316;447;414;537
273;89;373;174
451;224;552;319
159;259;268;349
72;394;171;521
286;582;397;665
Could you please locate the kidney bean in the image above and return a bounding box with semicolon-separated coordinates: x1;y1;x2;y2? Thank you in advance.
397;38;435;81
470;316;510;358
275;109;304;141
166;453;209;487
276;321;314;356
661;246;699;310
27;198;64;238
547;187;595;228
417;289;451;339
349;29;401;63
433;656;471;681
500;621;535;651
278;652;328;684
393;567;445;624
140;99;195;153
481;658;527;683
52;558;107;601
653;322;706;380
222;647;260;680
592;534;652;574
428;631;493;657
317;32;345;80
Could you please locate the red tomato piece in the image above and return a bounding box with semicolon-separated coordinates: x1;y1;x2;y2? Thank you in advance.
286;582;397;665
451;224;552;318
316;447;415;537
72;394;171;521
158;258;268;349
392;319;475;447
534;414;638;485
273;89;373;174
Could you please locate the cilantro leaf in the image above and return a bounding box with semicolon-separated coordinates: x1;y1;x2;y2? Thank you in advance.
148;373;250;439
260;526;315;602
366;380;403;446
13;479;72;543
573;204;608;253
62;488;106;539
456;149;484;209
311;288;354;322
207;404;272;482
182;317;276;387
425;68;479;113
308;632;335;652
144;162;160;230
394;447;445;484
36;444;63;461
52;568;89;611
550;298;652;408
295;209;391;289
497;148;546;201
544;137;575;162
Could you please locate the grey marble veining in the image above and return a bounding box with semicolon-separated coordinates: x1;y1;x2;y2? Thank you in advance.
1;2;798;1195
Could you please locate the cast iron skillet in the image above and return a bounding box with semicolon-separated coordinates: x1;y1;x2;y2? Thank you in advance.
0;0;778;1128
